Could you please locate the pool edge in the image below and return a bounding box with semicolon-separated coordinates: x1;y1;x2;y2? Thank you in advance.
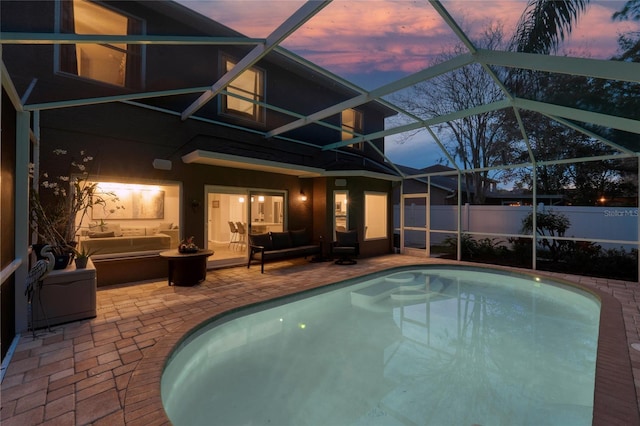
122;261;640;426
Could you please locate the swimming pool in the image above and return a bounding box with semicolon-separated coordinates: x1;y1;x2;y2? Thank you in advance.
161;265;600;425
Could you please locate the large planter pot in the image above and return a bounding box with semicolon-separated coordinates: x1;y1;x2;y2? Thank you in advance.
53;253;73;270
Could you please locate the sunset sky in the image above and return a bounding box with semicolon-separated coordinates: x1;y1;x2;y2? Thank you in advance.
177;0;638;169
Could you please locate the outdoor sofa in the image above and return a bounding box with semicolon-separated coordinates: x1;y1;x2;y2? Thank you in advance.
248;229;321;273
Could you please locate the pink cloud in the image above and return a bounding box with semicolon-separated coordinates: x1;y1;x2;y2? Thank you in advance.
178;0;638;79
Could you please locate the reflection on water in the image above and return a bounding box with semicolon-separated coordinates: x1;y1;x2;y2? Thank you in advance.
162;266;599;426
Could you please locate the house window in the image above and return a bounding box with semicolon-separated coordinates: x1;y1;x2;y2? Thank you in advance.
334;190;348;239
222;58;265;122
341;108;363;149
58;0;142;88
78;181;180;258
365;192;387;240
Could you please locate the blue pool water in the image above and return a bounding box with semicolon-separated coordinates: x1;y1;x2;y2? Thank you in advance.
162;266;600;425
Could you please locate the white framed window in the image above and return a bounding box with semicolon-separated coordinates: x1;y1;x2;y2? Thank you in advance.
341;108;363;149
365;191;387;240
57;0;143;88
222;58;265;123
334;190;348;239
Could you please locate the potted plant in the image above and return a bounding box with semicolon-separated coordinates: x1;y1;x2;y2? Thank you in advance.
29;149;122;269
178;236;199;253
72;246;99;269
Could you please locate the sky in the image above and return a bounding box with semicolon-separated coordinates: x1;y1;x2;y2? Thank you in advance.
176;0;638;169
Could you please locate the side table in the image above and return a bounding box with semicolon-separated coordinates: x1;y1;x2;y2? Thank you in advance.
159;249;214;286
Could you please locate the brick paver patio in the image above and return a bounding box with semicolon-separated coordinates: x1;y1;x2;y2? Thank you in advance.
1;255;639;425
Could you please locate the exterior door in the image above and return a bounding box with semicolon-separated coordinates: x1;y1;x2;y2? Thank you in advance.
401;193;429;256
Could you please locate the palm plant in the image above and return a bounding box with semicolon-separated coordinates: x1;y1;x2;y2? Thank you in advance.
513;0;639;54
513;0;590;54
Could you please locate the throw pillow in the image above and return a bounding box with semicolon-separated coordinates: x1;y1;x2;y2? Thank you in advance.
88;231;116;238
249;233;272;251
289;229;310;246
270;232;292;250
102;223;123;237
159;222;173;230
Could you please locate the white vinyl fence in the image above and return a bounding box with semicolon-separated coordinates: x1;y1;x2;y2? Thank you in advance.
396;204;639;250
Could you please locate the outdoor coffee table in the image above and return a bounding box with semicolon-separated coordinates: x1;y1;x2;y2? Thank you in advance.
159;249;214;286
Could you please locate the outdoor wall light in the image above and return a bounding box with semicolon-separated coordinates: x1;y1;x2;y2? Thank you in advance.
300;191;307;202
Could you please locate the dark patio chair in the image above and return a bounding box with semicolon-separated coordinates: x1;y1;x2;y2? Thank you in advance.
331;230;359;265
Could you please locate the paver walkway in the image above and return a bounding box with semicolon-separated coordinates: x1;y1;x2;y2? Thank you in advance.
1;255;639;425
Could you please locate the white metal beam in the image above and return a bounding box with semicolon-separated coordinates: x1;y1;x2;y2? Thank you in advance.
266;53;474;137
476;49;640;83
322;99;512;150
514;98;640;134
181;0;331;120
1;58;23;111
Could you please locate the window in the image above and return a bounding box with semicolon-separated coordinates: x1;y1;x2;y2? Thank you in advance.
58;0;142;88
334;190;348;239
341;108;364;149
365;192;387;240
222;58;265;122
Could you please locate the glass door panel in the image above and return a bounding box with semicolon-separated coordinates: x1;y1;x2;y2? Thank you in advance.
206;190;248;266
248;191;285;235
334;190;348;240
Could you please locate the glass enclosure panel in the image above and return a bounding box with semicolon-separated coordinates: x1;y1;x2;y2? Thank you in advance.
403;229;426;250
402;195;427;250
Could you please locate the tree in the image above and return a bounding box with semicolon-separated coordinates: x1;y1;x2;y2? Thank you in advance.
513;0;639;54
513;0;589;53
394;25;519;204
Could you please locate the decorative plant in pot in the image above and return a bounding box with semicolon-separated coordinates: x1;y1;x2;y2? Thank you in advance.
72;246;99;269
178;236;199;253
29;149;122;269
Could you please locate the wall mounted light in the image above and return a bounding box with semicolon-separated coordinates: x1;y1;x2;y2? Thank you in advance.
300;191;307;202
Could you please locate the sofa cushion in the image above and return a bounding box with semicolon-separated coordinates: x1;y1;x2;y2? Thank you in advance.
270;231;292;250
102;223;123;237
121;227;145;236
88;231;115;238
249;233;272;251
289;229;310;247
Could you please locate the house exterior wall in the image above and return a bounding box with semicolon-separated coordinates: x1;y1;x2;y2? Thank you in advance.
2;0;397;286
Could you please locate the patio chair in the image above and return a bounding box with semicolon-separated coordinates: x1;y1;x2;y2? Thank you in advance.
236;222;247;248
331;230;359;265
228;221;239;248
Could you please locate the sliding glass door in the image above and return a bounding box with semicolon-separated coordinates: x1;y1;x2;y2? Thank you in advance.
205;186;286;268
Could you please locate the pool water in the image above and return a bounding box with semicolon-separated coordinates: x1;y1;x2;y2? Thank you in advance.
162;266;600;426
